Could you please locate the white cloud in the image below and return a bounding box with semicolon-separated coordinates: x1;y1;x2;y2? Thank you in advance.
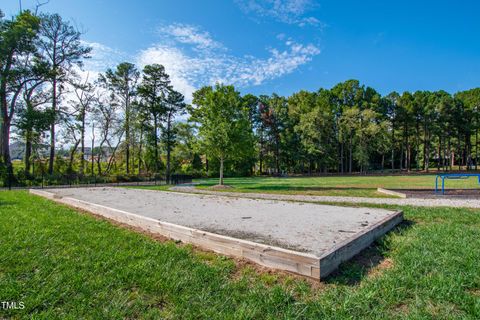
158;23;224;50
136;45;199;102
215;41;320;86
137;23;320;102
81;23;320;103
235;0;322;27
81;41;128;75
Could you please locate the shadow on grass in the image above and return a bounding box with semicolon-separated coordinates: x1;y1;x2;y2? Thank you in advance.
324;219;415;286
0;200;17;206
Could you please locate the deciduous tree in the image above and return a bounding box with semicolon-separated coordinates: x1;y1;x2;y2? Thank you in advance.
191;84;253;185
100;62;139;174
37;13;91;174
0;10;40;174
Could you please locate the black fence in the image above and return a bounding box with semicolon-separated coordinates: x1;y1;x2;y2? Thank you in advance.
1;173;193;190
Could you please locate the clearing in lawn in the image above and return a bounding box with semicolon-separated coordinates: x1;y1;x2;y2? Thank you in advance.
0;191;479;318
190;175;480;197
30;187;402;279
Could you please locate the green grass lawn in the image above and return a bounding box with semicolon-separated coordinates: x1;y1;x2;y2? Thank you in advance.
192;175;480;197
1;191;479;319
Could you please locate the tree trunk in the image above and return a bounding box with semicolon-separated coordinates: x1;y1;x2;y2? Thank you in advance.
166;113;172;183
259;132;264;174
125;87;130;174
391;122;395;171
405;122;410;172
206;157;209;177
340;142;344;173
476;126;478;170
415;120;420;171
106;132;124;174
407;145;411;172
68;140;80;172
400;137;404;171
48;77;57;175
348;133;352;173
91;126;95;175
0;117;12;174
24;129;32;174
138;128;143;174
125;126;130;174
275;134;280;175
80;107;85;175
423;120;427;171
425;130;430;172
259;155;263;175
0;58;14;176
96;137;108;176
153;114;159;172
458;133;462;171
96;153;102;175
219;155;224;185
437;135;440;171
448;138;452;171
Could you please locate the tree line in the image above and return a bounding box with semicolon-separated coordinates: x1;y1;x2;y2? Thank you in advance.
190;82;480;183
1;9;188;182
2;9;480;186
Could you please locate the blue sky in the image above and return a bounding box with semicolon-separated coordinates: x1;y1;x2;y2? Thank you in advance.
3;0;480;101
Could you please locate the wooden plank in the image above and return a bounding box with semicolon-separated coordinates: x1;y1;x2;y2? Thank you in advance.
318;210;403;278
377;188;407;198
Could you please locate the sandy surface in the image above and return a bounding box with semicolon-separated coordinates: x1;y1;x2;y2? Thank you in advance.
46;187;398;257
170;186;480;208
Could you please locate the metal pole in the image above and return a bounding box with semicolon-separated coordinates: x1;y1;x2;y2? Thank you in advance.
442;177;445;195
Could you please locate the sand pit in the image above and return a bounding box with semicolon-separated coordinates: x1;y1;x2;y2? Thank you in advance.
31;187;402;280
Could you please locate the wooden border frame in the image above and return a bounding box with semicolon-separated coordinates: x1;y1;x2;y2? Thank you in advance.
30;189;403;280
377;188;407;198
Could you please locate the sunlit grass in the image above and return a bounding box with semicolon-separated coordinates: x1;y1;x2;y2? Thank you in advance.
189;175;480;197
0;191;479;318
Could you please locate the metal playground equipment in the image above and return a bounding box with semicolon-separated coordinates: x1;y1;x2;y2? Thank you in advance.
435;173;480;195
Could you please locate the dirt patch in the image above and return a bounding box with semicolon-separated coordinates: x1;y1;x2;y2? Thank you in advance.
367;258;394;278
467;288;480;296
325;244;395;285
392;303;409;315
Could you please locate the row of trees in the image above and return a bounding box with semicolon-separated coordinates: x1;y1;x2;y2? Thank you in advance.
1;9;90;176
3;10;480;186
1;9;188;182
191;81;480;183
